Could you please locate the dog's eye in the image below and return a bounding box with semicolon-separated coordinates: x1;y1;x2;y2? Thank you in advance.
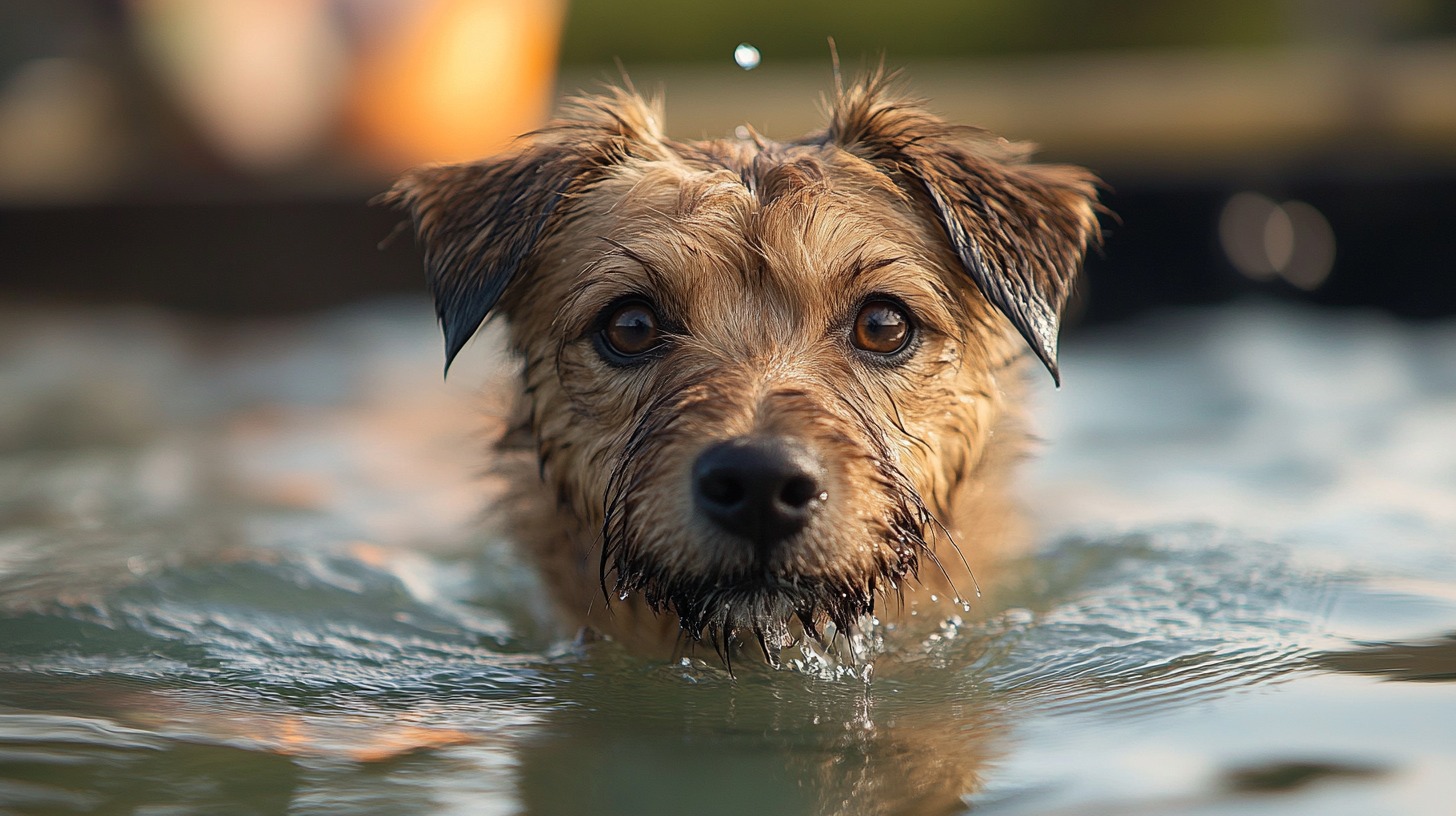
598;300;662;361
852;300;913;355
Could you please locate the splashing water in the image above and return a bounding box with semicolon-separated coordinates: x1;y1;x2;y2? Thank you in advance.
733;43;760;70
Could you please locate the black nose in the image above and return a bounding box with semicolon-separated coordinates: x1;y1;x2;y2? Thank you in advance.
692;436;825;550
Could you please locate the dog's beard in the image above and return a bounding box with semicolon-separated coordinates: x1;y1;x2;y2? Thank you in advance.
599;389;942;667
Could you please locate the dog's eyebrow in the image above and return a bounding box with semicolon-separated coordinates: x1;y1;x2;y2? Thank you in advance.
600;236;659;273
597;236;679;295
842;254;908;281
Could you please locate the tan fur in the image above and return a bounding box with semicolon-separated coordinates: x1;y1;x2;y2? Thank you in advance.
383;73;1100;661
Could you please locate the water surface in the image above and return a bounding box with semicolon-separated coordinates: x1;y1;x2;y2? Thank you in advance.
1;300;1453;815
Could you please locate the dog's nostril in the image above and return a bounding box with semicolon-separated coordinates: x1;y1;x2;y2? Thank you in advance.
698;470;746;506
692;435;825;550
779;475;820;509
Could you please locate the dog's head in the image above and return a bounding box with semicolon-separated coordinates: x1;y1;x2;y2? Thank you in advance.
384;76;1099;656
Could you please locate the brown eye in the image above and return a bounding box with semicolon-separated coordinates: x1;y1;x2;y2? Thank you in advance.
599;300;662;360
853;300;913;355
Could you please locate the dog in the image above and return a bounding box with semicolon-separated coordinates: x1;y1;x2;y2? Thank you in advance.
383;72;1099;663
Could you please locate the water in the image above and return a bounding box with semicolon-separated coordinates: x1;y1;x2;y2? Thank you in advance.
734;43;761;71
1;299;1453;814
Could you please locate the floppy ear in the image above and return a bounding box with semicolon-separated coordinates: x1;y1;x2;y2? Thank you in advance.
379;89;669;371
828;78;1100;385
379;151;580;369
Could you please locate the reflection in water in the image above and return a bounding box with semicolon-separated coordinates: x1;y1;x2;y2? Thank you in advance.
1;300;1455;814
518;662;1001;816
1314;634;1456;683
1220;759;1388;794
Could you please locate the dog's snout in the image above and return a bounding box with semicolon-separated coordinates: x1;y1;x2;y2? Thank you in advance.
692;436;825;549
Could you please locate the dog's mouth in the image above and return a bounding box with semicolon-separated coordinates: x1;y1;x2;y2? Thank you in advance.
610;563;895;667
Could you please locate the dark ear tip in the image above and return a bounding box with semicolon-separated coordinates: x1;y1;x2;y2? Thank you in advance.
1011;311;1062;386
1035;348;1062;387
442;325;472;374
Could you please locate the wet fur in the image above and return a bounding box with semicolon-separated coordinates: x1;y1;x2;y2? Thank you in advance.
383;73;1099;661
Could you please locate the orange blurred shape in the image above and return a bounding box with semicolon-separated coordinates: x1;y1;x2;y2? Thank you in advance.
350;0;565;169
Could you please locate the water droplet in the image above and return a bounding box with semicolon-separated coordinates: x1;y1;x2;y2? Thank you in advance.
733;125;751;140
733;43;761;70
929;594;938;602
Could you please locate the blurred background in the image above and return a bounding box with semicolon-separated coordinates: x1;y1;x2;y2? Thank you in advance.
1;0;1454;322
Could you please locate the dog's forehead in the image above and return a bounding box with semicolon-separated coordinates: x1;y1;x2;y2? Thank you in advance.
593;141;916;244
569;144;951;329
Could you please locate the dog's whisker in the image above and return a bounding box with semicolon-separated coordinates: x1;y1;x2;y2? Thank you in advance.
922;506;979;601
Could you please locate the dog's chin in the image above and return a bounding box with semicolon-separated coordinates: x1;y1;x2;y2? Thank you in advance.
615;562;885;664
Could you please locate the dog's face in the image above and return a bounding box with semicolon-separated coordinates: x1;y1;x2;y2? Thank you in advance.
386;78;1098;655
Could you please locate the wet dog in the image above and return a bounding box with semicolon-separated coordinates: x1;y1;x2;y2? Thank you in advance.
384;73;1099;662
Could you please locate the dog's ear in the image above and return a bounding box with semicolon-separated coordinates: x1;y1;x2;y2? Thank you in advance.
828;78;1100;385
379;88;669;371
379;151;580;370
